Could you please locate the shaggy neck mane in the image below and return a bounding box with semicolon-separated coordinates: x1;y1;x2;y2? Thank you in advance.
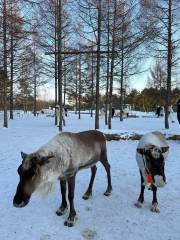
37;158;62;197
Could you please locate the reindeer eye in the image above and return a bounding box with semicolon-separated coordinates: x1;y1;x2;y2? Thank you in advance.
29;165;37;176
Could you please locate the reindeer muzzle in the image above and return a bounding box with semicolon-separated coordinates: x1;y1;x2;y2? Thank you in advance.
13;195;30;208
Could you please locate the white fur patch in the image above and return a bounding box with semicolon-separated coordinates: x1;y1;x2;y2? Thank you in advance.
65;215;78;226
151;202;160;213
151;147;161;159
36;165;60;197
56;207;68;215
154;175;166;187
14;201;25;208
37;182;55;197
134;201;143;208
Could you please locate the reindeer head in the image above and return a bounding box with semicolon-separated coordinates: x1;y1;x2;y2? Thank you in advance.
13;152;53;208
137;145;169;187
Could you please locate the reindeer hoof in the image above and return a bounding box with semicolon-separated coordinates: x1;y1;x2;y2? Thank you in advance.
134;201;143;208
56;207;68;216
64;215;77;227
151;203;160;213
82;193;92;200
104;188;112;196
104;191;111;196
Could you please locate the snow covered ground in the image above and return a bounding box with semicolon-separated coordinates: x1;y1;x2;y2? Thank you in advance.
0;112;180;240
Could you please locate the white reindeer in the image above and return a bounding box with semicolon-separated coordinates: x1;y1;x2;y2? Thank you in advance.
135;131;169;212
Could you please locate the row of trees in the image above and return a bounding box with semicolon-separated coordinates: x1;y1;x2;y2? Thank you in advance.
68;87;180;113
0;0;180;129
126;87;180;112
2;85;179;114
0;0;48;126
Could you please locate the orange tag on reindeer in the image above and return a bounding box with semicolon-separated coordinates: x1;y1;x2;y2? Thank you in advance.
145;173;153;184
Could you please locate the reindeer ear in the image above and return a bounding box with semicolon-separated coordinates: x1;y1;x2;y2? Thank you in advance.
161;146;169;153
21;152;28;160
38;155;54;166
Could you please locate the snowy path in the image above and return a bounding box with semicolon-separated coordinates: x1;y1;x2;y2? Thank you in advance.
0;114;179;240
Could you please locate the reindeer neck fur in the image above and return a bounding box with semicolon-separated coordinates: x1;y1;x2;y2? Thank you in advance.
35;133;75;196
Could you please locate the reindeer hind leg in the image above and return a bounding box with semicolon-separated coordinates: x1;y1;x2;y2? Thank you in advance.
100;150;112;196
82;165;97;200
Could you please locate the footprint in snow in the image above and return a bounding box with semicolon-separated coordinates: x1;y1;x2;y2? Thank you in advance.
85;206;92;211
81;229;98;240
40;234;51;240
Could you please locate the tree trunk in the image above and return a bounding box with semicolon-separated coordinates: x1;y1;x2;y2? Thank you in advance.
108;0;117;129
78;55;81;119
75;57;78;114
120;36;124;122
159;70;162;105
91;51;94;117
105;0;110;125
10;2;14;120
63;60;66;106
95;0;102;129
57;0;63;131
33;43;37;117
165;0;172;129
3;0;8;128
55;0;58;125
10;31;14;120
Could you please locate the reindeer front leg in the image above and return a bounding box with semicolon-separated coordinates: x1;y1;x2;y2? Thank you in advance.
151;185;160;213
56;179;68;216
135;171;145;208
64;175;77;227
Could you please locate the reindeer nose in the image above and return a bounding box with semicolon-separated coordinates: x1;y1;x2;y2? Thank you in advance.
13;194;30;208
13;201;25;208
13;198;29;208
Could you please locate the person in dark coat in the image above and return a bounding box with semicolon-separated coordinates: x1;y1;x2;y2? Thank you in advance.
177;99;180;124
112;107;115;118
64;107;68;117
156;106;161;118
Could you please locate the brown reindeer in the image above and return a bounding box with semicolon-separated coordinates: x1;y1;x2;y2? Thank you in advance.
13;130;112;227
